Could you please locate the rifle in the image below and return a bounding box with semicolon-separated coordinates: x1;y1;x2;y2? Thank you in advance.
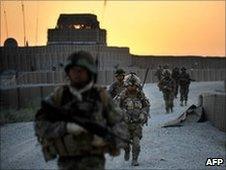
141;67;150;89
140;67;151;126
41;100;131;145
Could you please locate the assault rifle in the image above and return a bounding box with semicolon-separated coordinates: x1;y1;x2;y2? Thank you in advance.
41;100;131;145
141;67;150;89
141;67;151;126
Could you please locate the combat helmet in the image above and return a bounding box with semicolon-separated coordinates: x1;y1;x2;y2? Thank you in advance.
162;69;171;77
64;51;97;75
124;73;142;87
181;67;187;72
163;64;169;69
114;68;125;77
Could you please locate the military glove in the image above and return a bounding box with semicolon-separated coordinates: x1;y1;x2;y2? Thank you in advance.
91;135;106;147
66;123;87;135
138;113;145;122
139;111;148;124
69;101;94;117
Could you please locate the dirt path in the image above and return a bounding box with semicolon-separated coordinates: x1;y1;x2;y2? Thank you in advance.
1;82;225;169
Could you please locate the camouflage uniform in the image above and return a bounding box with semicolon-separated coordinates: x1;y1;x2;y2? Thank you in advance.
154;65;163;82
171;67;180;98
34;51;128;170
116;73;150;166
163;64;169;69
179;67;191;106
108;69;126;99
158;69;175;113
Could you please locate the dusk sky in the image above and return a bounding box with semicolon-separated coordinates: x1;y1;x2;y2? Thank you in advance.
0;0;225;56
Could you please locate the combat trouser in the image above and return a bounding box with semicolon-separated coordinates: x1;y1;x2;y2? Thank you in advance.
163;93;174;113
174;83;179;98
180;85;189;105
124;123;142;166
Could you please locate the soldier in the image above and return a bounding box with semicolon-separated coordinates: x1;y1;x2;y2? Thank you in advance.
34;51;128;170
163;64;169;70
116;73;150;166
154;65;163;82
171;67;180;98
158;69;175;113
108;69;126;99
179;67;191;106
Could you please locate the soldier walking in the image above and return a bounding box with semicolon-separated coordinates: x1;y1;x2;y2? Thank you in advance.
158;69;175;113
179;67;191;106
154;65;163;82
171;67;180;98
116;73;150;166
34;51;128;170
108;68;126;99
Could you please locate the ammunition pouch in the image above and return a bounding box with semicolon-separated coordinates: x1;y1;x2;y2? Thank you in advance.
41;139;57;162
126;110;143;124
51;134;114;157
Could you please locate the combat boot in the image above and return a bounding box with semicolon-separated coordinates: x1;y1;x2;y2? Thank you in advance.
124;150;130;161
166;108;169;114
131;157;139;166
170;107;173;112
180;101;183;106
131;150;140;166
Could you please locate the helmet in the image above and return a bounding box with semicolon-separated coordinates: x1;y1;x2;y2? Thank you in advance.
64;51;97;75
162;69;171;77
124;73;142;87
163;64;169;69
181;67;187;71
173;67;179;71
114;69;125;77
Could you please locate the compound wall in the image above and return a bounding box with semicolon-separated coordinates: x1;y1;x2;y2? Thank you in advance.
201;92;226;132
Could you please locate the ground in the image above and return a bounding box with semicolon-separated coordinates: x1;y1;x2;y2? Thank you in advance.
1;82;225;169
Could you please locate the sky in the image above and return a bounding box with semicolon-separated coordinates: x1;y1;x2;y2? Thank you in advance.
0;0;225;56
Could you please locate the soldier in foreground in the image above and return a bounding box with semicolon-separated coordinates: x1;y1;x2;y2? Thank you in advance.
171;67;180;98
179;67;191;106
34;51;128;170
158;69;175;113
108;68;126;99
116;73;150;166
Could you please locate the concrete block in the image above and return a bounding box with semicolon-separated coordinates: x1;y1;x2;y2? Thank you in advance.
202;92;226;132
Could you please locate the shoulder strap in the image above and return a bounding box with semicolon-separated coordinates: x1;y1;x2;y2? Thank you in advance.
51;85;71;106
94;85;108;108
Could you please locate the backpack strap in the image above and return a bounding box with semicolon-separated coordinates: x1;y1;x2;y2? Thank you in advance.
93;85;109;108
51;85;71;106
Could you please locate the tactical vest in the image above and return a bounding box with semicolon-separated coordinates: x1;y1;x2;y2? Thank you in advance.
110;81;125;98
179;73;190;86
120;92;144;123
49;85;110;157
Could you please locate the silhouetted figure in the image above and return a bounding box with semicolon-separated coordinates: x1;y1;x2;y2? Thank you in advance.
171;67;180;98
108;69;126;99
155;65;163;82
179;67;191;106
158;69;175;113
34;51;128;170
